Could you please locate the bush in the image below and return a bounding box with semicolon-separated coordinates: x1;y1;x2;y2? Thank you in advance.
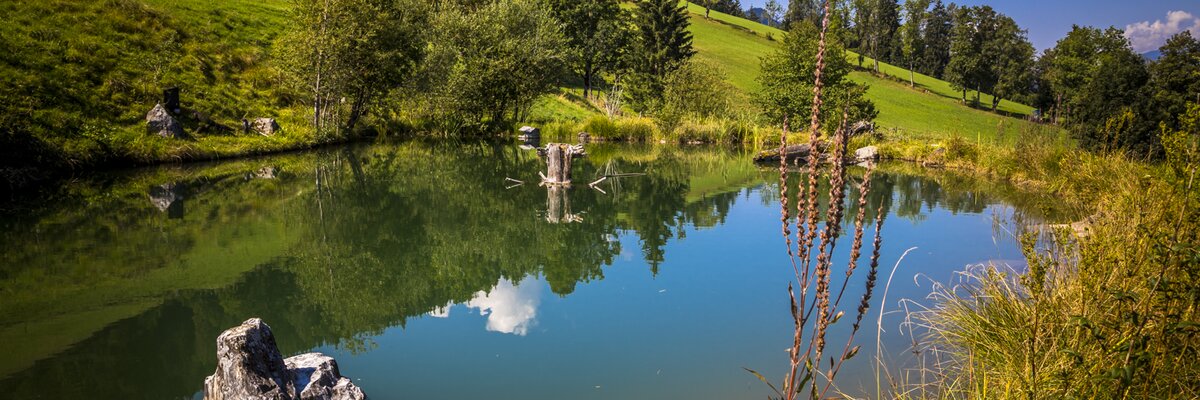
656;60;742;131
616;116;659;141
581;115;620;140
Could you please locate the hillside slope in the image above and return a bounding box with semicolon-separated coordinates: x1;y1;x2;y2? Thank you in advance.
683;2;1044;142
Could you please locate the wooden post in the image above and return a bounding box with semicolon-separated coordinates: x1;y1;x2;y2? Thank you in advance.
164;87;180;114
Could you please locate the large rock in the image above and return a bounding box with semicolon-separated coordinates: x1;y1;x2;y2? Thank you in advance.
203;319;367;400
286;353;367;400
146;104;185;138
854;146;879;162
245;118;281;136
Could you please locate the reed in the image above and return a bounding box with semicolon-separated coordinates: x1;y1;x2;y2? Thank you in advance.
747;1;889;398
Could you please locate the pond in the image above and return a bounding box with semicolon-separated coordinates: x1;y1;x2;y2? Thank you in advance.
0;141;1054;399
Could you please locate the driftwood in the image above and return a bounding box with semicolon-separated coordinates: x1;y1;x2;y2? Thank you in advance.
752;143;828;163
538;143;586;185
753;121;875;164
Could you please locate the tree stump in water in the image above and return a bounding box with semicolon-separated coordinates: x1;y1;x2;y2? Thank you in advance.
540;143;585;185
545;185;582;223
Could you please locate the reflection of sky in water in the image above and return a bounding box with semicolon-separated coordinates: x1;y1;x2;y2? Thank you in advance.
431;278;544;336
317;185;1027;400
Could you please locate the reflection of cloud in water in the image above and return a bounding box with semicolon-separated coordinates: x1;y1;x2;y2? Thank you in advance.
467;278;542;335
426;278;543;335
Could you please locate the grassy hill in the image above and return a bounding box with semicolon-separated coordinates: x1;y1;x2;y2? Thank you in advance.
684;2;1045;143
0;0;315;187
536;2;1050;145
1;0;1055;188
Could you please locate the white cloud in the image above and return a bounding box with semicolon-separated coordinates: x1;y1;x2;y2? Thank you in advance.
464;278;543;336
1125;10;1200;53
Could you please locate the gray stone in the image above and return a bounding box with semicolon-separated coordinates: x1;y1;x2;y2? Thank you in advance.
285;353;366;400
247;118;281;136
849;121;874;137
854;146;879;162
203;318;296;400
250;166;279;180
146;104;185;138
518;126;540;138
203;319;367;400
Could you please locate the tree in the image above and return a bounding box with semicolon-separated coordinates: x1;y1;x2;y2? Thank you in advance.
1148;31;1200;134
628;0;696;111
944;5;984;103
709;0;745;18
872;0;901;63
985;15;1034;111
900;0;931;86
851;0;872;58
756;22;878;131
764;0;785;28
417;0;567;128
918;0;951;78
853;0;900;70
1042;26;1152;152
784;0;821;29
543;0;631;99
280;0;429;135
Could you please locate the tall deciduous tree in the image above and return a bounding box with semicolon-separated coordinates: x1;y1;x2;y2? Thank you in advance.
986;15;1034;111
900;0;931;86
281;0;429;135
543;0;630;99
764;0;785;28
1148;31;1200;134
628;0;696;111
710;0;746;18
1042;26;1151;152
944;5;984;102
417;0;567;128
853;0;900;70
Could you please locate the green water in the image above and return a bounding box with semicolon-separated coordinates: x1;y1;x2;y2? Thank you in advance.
0;141;1049;399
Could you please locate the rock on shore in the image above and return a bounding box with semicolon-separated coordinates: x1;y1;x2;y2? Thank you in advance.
203;318;367;400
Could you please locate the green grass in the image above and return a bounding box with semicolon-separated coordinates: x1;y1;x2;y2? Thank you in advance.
680;2;1051;143
0;0;341;183
683;1;1034;117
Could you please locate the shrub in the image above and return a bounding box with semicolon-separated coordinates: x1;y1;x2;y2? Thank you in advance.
616;116;659;141
581;115;620;140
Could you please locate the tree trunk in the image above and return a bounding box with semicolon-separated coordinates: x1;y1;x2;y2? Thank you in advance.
542;143;585;185
909;62;914;87
583;69;592;99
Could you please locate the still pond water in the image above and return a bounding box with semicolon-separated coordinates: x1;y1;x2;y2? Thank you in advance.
0;141;1051;399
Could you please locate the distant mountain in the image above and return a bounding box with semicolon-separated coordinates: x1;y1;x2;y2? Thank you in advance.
1142;50;1162;61
745;7;780;27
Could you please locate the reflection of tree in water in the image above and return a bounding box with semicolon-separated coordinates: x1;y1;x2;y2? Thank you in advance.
7;142;1072;400
759;166;1029;229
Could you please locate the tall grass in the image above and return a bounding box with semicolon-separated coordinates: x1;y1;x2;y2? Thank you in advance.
900;119;1200;398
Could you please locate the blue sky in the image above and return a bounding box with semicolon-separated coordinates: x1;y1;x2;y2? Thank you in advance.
737;0;1200;53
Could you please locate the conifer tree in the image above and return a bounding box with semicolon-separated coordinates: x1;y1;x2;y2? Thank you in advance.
628;0;696;111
